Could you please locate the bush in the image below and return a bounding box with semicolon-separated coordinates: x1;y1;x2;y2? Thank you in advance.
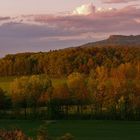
0;124;75;140
37;123;51;140
58;133;74;140
0;129;32;140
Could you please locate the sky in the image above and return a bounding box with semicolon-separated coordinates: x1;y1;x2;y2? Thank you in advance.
0;0;140;57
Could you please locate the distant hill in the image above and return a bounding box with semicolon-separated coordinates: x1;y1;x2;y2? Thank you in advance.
0;34;140;77
81;35;140;48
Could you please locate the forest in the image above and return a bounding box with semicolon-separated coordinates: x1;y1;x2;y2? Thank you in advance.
0;46;139;77
0;45;140;120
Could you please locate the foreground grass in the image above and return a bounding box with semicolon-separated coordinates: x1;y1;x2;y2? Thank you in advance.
0;120;140;140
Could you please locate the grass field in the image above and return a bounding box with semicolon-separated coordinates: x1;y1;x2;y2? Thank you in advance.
0;120;140;140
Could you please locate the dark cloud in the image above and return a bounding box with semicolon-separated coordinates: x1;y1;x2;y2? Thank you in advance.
0;22;82;38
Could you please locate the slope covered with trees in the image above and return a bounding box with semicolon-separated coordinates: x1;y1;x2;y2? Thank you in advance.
0;62;139;120
0;46;139;77
0;37;140;120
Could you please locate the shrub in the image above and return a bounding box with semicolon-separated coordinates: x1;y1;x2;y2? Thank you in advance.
0;129;32;140
58;133;74;140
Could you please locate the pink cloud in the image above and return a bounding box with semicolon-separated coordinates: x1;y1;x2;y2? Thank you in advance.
0;5;140;39
0;17;10;21
0;4;140;57
32;5;140;34
101;0;139;3
72;3;95;15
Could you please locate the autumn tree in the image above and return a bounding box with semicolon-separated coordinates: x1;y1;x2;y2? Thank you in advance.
10;76;29;117
10;75;52;118
0;88;6;110
67;72;89;114
52;82;70;118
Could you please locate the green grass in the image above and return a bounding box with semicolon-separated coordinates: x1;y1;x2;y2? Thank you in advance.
0;120;140;140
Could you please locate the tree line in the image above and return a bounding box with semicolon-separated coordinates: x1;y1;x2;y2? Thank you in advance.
0;62;140;120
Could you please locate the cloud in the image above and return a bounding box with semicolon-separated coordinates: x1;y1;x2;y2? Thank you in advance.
0;17;10;21
0;17;11;25
101;0;139;3
0;4;140;57
32;5;140;33
72;3;95;15
97;7;116;12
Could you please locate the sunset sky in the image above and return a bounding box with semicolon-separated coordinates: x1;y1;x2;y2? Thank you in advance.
0;0;140;57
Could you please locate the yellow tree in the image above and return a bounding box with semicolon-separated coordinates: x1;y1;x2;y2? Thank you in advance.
10;75;52;117
10;76;29;117
51;82;70;117
27;75;52;114
67;72;89;114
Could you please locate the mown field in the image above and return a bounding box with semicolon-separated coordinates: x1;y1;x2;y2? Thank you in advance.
0;120;140;140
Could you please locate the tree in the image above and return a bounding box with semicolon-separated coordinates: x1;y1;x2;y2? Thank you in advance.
67;72;89;114
10;75;52;118
10;76;30;117
52;82;70;117
0;88;6;110
28;75;53;114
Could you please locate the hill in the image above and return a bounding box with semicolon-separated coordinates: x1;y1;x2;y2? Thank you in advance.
81;35;140;48
0;35;139;77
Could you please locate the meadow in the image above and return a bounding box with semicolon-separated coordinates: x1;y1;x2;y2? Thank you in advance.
0;120;140;140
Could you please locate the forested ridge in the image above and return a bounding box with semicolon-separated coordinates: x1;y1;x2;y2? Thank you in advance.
0;46;140;77
0;43;140;120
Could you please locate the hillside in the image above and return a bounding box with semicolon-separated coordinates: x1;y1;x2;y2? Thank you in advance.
0;37;139;77
81;35;140;48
